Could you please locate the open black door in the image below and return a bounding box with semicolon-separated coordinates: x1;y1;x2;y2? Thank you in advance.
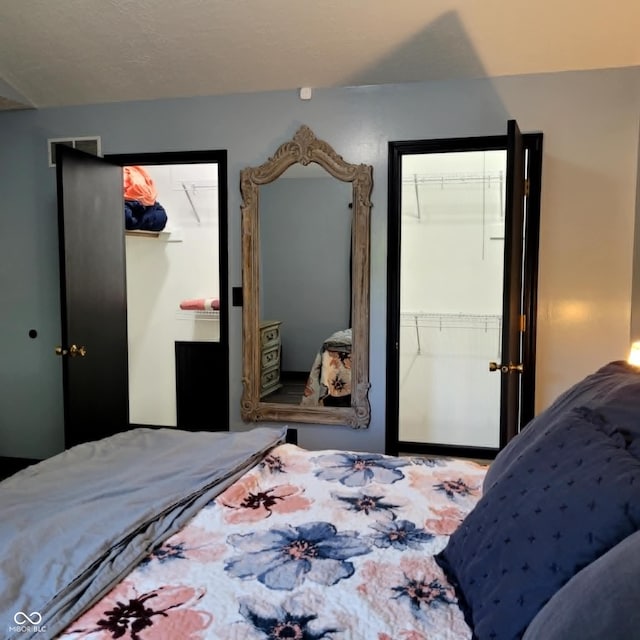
498;120;526;446
385;120;541;458
56;146;129;447
57;146;230;447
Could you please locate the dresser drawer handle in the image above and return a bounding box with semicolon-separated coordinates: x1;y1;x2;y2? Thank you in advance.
263;370;278;383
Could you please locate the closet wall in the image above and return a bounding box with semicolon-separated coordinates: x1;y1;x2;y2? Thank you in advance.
399;150;506;448
126;163;220;426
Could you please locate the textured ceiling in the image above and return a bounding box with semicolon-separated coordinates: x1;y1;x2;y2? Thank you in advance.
0;0;639;110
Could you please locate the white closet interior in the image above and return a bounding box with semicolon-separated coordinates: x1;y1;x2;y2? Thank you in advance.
126;163;220;426
399;150;507;448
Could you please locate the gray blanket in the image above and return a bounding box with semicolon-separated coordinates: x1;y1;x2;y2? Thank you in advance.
0;426;287;640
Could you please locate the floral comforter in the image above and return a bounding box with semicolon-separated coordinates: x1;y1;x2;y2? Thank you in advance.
59;445;486;640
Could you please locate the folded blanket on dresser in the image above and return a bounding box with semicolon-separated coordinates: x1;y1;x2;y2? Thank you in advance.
0;427;286;640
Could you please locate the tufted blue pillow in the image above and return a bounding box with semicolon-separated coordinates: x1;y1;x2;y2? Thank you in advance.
436;406;640;640
484;361;640;491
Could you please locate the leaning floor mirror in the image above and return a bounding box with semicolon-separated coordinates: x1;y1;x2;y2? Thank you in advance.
240;125;372;427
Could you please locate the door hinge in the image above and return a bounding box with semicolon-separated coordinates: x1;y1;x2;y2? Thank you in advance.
524;179;530;197
519;314;526;332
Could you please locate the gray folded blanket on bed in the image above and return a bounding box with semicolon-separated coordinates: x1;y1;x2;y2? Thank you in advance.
0;426;286;640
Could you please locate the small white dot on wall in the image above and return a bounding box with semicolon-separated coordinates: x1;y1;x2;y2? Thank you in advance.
299;87;313;101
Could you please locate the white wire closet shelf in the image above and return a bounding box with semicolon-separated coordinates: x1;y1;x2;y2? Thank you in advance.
400;311;502;331
402;170;505;186
401;312;502;356
176;309;220;321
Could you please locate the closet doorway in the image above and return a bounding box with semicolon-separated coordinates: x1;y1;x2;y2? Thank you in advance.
386;121;543;458
56;147;229;448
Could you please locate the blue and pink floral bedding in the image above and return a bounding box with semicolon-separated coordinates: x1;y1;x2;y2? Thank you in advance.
59;444;486;640
302;329;352;407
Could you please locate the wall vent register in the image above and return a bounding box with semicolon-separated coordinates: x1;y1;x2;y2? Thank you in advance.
48;136;102;167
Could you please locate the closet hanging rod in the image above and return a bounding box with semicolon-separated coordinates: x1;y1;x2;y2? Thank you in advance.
402;171;504;186
401;312;502;320
400;312;502;330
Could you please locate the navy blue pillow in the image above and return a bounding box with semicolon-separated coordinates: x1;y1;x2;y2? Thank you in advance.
484;361;640;491
436;406;640;640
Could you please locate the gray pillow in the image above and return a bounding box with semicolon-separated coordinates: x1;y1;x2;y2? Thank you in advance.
523;529;640;640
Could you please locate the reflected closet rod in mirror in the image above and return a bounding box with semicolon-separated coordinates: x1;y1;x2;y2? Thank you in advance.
240;125;373;427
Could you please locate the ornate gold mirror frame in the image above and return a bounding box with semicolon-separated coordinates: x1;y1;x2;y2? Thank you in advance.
240;125;372;427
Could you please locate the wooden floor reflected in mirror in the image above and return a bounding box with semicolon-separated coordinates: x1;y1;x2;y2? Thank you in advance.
262;372;307;405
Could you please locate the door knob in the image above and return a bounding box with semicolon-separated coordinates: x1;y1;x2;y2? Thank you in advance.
55;344;87;357
69;344;87;357
489;361;523;374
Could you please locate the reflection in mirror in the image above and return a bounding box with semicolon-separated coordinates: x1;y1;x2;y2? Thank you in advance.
260;164;352;405
241;125;372;427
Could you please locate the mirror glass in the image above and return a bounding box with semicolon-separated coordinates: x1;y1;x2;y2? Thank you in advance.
240;125;372;427
259;163;352;405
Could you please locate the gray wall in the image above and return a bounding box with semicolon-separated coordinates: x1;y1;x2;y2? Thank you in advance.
1;67;639;458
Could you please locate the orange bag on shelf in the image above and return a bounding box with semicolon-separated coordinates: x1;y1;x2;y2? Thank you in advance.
123;165;157;206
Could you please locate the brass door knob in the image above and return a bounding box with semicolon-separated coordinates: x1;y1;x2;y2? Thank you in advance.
55;344;87;357
69;344;87;357
489;361;523;373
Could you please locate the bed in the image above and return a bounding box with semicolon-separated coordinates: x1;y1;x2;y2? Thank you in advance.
301;328;352;407
2;427;485;640
3;360;640;639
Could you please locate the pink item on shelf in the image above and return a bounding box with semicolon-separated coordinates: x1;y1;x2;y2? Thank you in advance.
123;165;157;206
180;298;220;311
